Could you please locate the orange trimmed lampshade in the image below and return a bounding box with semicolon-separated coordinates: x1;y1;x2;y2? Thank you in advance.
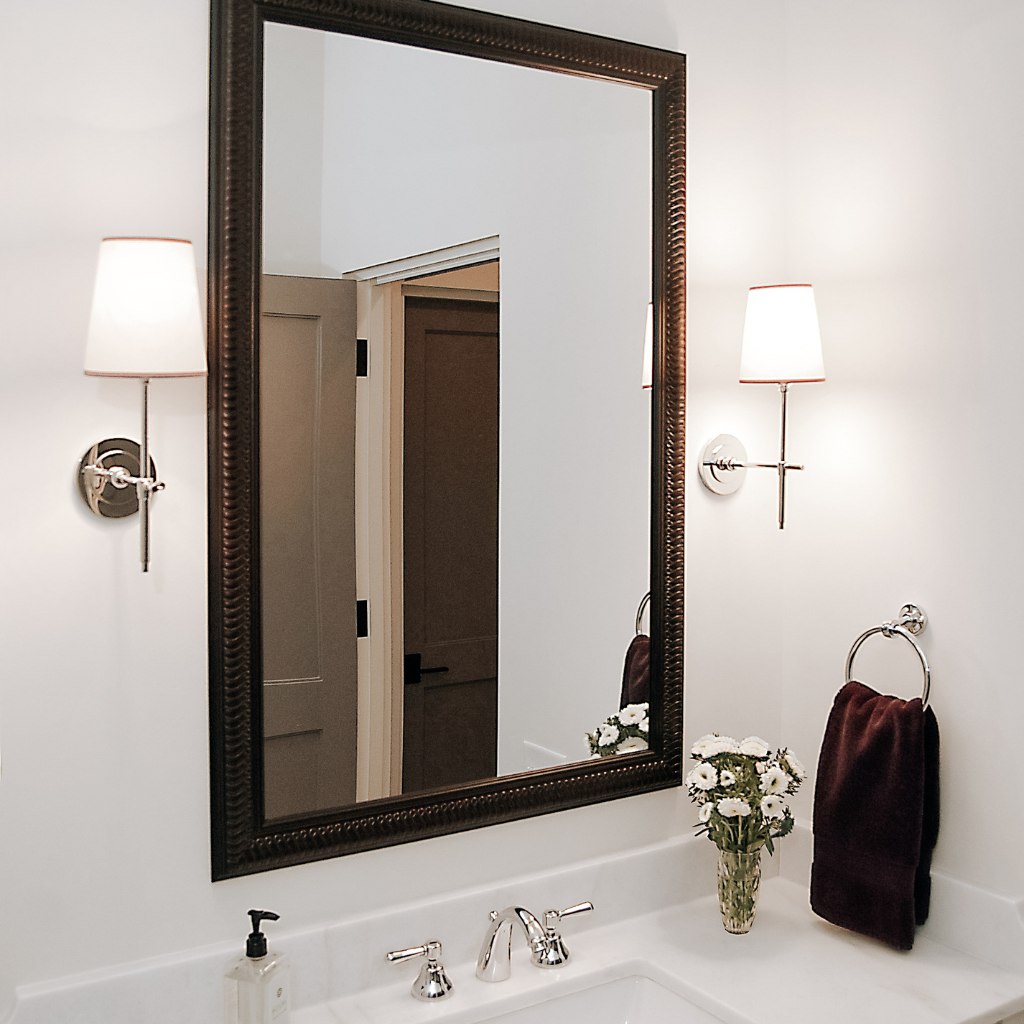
739;284;824;384
642;302;654;390
84;238;207;378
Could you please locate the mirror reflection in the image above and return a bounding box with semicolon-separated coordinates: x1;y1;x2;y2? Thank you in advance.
261;23;652;819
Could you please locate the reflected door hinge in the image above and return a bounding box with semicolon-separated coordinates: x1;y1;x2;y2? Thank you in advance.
356;338;368;377
356;599;368;637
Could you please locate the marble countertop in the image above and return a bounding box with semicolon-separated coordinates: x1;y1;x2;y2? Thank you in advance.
296;876;1024;1024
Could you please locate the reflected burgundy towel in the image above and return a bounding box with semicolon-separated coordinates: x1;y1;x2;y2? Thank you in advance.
619;634;650;708
810;680;940;951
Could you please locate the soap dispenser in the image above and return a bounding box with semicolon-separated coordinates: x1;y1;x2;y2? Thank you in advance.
224;909;290;1024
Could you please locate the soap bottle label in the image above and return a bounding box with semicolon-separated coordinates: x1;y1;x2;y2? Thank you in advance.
265;967;290;1024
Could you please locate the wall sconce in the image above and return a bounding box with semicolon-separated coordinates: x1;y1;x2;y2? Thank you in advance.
698;284;824;529
77;238;207;572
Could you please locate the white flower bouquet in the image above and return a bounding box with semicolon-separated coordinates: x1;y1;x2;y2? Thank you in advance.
686;734;806;855
586;703;650;757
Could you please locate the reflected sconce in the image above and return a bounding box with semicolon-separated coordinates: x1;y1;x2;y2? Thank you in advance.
698;284;824;529
642;302;654;390
77;238;207;571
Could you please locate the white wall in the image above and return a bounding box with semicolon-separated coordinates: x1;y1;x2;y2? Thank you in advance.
1;0;1019;1016
686;0;1024;900
263;26;326;276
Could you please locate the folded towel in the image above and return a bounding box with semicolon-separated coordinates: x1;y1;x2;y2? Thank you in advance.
619;634;650;709
810;679;940;950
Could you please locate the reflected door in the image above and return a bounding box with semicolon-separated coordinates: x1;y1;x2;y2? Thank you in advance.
402;297;499;793
260;275;358;818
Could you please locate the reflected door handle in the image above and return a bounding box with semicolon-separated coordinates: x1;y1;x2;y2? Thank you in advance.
404;653;450;684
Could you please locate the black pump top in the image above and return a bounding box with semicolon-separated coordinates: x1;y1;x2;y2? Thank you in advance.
246;909;280;958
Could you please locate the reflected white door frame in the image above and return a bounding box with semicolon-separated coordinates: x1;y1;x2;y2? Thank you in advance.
345;237;500;802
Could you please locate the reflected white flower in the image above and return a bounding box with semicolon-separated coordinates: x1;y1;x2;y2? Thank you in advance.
720;770;737;787
699;801;714;823
619;704;647;725
782;749;808;782
691;734;739;758
717;797;751;818
638;718;649;734
759;765;789;794
756;762;767;773
598;723;620;747
686;762;718;790
739;736;770;757
761;795;786;819
617;736;649;753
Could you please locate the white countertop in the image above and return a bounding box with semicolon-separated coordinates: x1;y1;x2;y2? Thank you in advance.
298;875;1024;1024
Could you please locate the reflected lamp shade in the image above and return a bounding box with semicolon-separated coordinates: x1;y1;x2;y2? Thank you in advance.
642;302;654;390
84;238;207;377
739;284;824;384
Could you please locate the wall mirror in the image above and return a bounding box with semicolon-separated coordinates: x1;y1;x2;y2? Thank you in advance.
208;0;686;880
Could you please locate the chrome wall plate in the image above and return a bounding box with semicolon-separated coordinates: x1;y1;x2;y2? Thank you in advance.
698;434;747;495
899;604;927;635
77;438;155;519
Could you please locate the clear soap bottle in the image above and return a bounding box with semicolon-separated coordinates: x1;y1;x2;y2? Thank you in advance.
225;909;290;1024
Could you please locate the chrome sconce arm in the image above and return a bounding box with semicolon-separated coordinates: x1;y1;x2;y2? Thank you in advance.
78;379;167;572
699;383;806;529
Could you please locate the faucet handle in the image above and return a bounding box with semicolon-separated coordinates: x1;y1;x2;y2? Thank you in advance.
543;901;594;931
386;940;453;1001
534;901;594;969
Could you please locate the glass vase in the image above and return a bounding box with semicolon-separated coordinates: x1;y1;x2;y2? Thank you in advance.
717;848;761;933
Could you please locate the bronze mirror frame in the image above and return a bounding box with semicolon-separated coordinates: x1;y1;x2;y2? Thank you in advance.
207;0;686;880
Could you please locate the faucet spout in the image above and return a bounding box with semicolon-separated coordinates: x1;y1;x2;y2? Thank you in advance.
475;907;546;982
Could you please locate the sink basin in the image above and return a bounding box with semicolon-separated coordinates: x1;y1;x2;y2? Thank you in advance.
480;975;724;1024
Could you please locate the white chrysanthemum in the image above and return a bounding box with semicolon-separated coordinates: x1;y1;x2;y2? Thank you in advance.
618;704;647;725
598;723;620;747
638;717;649;734
690;734;718;757
691;734;739;758
761;795;786;819
782;749;808;782
617;736;648;753
698;801;714;823
719;770;737;787
717;797;751;818
739;736;770;757
686;762;718;790
759;764;789;794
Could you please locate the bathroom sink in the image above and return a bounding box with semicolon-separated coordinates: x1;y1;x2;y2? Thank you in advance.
479;974;724;1024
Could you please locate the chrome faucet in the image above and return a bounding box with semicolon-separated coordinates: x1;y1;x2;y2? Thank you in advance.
475;902;593;982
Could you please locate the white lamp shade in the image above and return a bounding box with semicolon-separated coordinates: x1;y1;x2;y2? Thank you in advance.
642;302;653;390
84;238;207;377
739;284;824;384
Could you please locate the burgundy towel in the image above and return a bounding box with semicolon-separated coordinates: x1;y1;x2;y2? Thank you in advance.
619;634;650;708
810;680;940;951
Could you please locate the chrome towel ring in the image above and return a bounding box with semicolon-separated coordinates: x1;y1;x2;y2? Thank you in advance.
845;604;931;708
635;592;651;636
